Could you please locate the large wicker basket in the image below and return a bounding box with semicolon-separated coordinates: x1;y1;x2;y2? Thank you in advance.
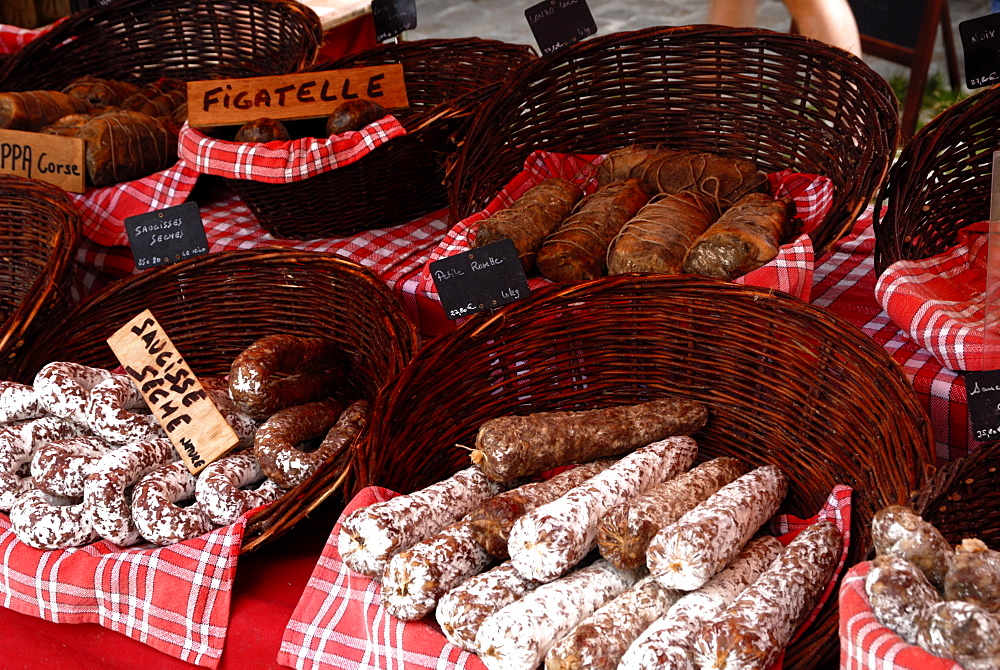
447;25;900;258
222;38;536;239
0;175;81;381
0;0;322;90
912;441;1000;551
873;84;1000;275
16;249;418;553
349;275;934;669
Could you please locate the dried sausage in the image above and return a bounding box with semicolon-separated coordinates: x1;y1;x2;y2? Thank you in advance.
865;553;942;645
253;399;344;489
872;504;953;589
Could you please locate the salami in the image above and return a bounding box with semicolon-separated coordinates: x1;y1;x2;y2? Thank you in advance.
647;464;788;590
254;399;344;489
10;489;97;549
33;361;114;426
916;600;1000;670
474;558;642;670
865;553;942;644
692;520;842;670
436;562;543;652
945;539;1000;613
195;451;282;525
544;574;681;670
618;535;784;670
131;460;215;545
471;398;707;482
31;436;114;498
0;416;84;475
508;436;697;582
338;466;502;577
0;471;34;512
467;459;615;559
597;457;747;570
0;381;42;423
85;375;163;445
872;504;953;589
381;521;496;621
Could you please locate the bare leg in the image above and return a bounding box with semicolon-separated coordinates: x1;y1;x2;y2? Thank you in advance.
706;0;759;26
782;0;863;57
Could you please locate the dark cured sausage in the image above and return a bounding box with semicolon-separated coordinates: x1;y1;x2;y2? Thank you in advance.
471;398;707;482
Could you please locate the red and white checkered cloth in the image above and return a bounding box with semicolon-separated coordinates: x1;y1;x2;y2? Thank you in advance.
177;116;406;183
413;150;831;337
0;21;53;54
839;561;961;670
812;210;978;464
277;483;851;670
875;221;995;372
0;505;262;668
73;160;203;248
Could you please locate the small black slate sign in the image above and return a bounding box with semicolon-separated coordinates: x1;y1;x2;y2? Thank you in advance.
524;0;597;56
430;239;531;320
125;201;210;271
965;370;1000;441
960;13;1000;89
372;0;417;43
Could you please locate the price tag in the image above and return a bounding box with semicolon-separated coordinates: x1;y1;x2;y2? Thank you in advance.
125;201;210;271
959;13;1000;89
185;65;408;128
524;0;598;56
107;310;240;474
371;0;417;42
430;239;531;320
0;129;85;193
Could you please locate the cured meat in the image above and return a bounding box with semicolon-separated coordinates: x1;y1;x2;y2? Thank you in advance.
33;361;114;426
945;539;1000;613
85;374;163;444
865;553;942;645
0;90;89;131
596;146;663;186
10;489;97;549
253;399;344;489
473;178;584;274
692;520;842;670
0;382;42;423
632;149;769;211
131;461;215;545
381;521;496;621
872;504;953;589
508;436;697;582
474;558;641;670
195;451;282;525
31;436;114;498
338;466;501;577
916;600;1000;670
544;574;681;670
471;398;707;482
75;110;179;187
536;178;653;282
618;535;783;670
436;561;543;652
467;459;615;559
597;457;747;570
647;464;788;590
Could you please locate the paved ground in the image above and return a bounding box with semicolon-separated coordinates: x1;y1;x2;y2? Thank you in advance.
408;0;992;87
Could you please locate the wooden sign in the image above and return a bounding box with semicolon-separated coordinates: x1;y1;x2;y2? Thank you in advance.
107;310;239;474
186;64;409;128
0;128;85;193
430;239;531;320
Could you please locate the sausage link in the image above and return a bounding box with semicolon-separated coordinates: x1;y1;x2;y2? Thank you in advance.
253;399;344;489
509;437;697;582
872;504;954;590
865;553;942;645
647;464;788;591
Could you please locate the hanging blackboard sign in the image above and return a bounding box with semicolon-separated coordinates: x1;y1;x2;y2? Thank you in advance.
124;201;210;271
965;370;1000;441
847;0;925;50
371;0;417;42
960;13;1000;89
430;239;531;320
524;0;598;56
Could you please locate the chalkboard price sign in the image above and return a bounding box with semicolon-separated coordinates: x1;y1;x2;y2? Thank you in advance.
960;13;1000;89
965;370;1000;441
371;0;417;42
125;201;210;271
524;0;598;56
430;239;531;320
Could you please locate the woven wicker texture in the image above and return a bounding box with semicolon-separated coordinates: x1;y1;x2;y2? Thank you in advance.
227;38;536;239
0;175;81;381
0;0;322;91
873;84;1000;275
16;249;418;553
351;275;933;669
913;441;1000;551
448;25;899;258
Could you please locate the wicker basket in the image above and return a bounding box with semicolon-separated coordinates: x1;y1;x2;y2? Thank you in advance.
16;249;418;553
349;274;933;669
0;175;81;381
873;85;1000;275
447;25;900;258
912;441;1000;551
0;0;322;91
222;38;537;239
